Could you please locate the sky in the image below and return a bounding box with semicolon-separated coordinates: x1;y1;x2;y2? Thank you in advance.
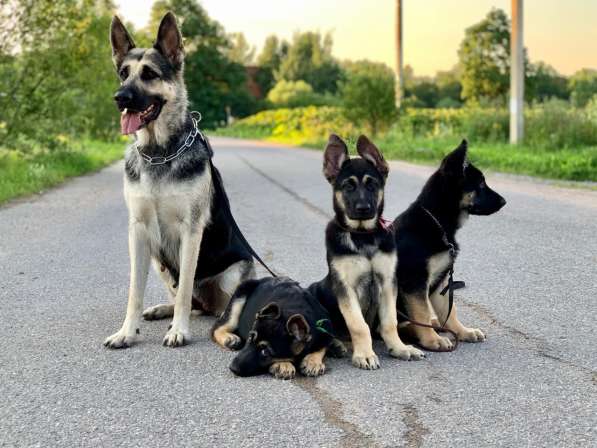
115;0;597;77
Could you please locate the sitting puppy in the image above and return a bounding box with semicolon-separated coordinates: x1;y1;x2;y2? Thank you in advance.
211;277;339;379
394;140;506;351
309;134;424;370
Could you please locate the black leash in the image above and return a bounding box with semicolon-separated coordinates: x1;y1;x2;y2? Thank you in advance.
202;134;278;278
419;205;456;328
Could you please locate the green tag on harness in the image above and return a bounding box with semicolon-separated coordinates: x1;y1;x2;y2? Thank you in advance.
315;318;334;336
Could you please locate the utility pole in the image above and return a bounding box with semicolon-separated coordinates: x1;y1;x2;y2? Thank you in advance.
510;0;524;143
395;0;403;108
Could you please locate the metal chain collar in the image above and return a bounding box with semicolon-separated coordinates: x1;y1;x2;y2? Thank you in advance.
135;112;204;166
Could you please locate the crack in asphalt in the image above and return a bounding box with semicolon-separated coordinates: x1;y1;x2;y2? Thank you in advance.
238;156;332;221
400;404;430;448
462;300;596;382
294;378;379;448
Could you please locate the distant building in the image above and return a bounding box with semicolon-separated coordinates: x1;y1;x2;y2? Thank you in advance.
245;66;263;99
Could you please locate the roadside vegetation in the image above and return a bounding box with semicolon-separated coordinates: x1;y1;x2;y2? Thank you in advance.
216;8;597;183
0;139;123;205
1;2;596;205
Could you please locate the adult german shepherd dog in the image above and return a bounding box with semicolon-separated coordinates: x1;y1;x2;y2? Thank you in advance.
394;140;506;351
104;13;255;348
309;135;424;370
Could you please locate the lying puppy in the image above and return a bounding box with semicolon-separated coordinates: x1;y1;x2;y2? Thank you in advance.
211;277;339;379
310;134;424;370
394;140;506;350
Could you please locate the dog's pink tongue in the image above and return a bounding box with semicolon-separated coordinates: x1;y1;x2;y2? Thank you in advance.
120;112;142;135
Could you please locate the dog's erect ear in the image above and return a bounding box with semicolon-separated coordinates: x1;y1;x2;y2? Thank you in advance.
287;314;311;355
356;135;389;178
323;134;349;183
257;302;281;320
110;16;135;68
154;12;184;69
440;139;468;178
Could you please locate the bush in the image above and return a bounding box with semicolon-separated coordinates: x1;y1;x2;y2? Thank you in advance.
340;61;397;136
266;80;337;108
525;99;597;149
214;106;354;145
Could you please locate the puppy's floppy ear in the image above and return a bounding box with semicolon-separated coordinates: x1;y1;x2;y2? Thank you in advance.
110;16;135;68
356;135;389;178
440;139;468;178
257;302;281;320
323;134;349;183
287;314;312;355
154;12;184;69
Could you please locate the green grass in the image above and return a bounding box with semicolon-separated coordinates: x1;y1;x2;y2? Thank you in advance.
0;139;124;205
214;127;597;183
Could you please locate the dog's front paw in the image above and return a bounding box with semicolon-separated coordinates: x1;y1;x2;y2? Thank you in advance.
300;355;326;377
420;334;453;351
104;326;139;349
224;334;243;350
163;323;190;347
328;338;348;358
389;344;426;361
352;351;380;370
458;327;486;343
269;361;296;380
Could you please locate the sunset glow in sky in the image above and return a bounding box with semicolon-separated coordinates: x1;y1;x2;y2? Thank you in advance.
116;0;596;76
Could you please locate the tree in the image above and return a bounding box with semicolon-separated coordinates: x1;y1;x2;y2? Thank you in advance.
340;61;397;136
276;31;343;94
255;35;288;94
435;67;463;106
0;0;119;145
147;0;256;126
226;32;255;65
568;68;597;107
408;81;439;108
458;8;529;103
526;62;569;102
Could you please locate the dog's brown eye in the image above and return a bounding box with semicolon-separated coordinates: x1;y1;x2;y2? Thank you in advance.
119;66;129;81
141;66;159;81
343;180;356;192
365;178;377;191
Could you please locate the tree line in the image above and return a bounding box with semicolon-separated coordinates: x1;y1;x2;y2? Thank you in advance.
1;1;595;150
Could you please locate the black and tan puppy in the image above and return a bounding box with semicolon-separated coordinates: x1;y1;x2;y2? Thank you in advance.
309;135;424;370
211;277;338;379
394;140;506;350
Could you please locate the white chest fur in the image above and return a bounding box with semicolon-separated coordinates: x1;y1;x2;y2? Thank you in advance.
331;251;397;290
123;169;212;261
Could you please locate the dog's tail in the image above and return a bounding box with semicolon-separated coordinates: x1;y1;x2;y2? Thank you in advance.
207;156;277;277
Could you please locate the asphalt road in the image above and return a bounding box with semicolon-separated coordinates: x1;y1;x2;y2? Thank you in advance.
1;137;595;447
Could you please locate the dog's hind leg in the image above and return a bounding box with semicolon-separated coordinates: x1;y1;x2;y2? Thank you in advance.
403;290;454;351
211;293;248;350
429;281;485;343
196;259;255;316
104;219;154;348
211;278;260;350
143;259;176;321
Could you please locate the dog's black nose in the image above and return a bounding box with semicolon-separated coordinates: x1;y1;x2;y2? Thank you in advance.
498;196;507;208
114;89;133;106
229;360;242;377
356;203;372;214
